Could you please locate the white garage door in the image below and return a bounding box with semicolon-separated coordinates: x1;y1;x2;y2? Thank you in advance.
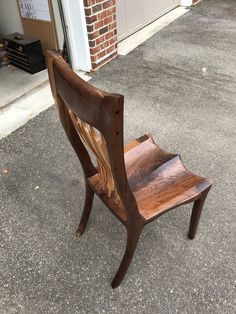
117;0;180;41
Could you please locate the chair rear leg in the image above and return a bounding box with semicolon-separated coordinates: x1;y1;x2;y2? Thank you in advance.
111;225;143;289
76;182;94;237
188;188;210;240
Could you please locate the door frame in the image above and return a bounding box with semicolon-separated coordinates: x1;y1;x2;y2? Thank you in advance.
61;0;91;72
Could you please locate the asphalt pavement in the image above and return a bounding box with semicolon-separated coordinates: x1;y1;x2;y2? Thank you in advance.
0;0;235;313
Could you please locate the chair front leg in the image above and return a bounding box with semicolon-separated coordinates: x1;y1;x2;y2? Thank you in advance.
188;188;211;240
111;224;143;289
76;182;94;237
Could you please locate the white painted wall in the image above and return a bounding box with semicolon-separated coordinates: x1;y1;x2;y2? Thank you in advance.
0;0;23;35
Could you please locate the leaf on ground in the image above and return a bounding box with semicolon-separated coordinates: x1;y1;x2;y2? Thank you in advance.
202;67;208;76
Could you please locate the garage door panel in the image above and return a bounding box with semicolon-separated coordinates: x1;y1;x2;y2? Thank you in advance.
143;0;180;24
117;0;143;41
126;0;143;35
116;0;127;40
117;0;180;41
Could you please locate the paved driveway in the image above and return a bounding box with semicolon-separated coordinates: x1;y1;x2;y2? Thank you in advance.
0;0;235;313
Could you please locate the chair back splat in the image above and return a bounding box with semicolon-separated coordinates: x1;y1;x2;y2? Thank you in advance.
47;51;213;288
47;51;139;224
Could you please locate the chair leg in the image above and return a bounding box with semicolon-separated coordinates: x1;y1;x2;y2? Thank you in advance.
188;189;210;240
76;182;94;237
111;225;143;289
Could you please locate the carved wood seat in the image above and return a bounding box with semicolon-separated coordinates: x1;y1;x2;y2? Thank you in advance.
47;51;213;288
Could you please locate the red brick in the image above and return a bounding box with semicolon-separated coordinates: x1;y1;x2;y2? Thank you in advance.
94;20;104;29
98;8;114;19
104;0;115;9
89;40;96;47
100;40;110;50
108;21;116;31
85;8;92;15
104;16;113;24
93;51;117;69
86;15;97;24
109;37;117;45
85;0;118;70
95;35;105;45
96;50;106;60
90;46;101;55
108;7;116;15
91;52;117;70
90;55;97;62
92;4;102;14
97;11;107;19
103;1;111;9
106;45;116;54
88;30;100;40
87;24;94;32
99;26;108;35
84;0;96;6
105;31;113;40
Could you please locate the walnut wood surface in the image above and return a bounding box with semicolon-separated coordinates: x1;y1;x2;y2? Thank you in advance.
69;110;120;203
47;51;213;288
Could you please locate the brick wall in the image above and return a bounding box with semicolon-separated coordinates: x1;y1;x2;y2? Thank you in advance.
83;0;118;70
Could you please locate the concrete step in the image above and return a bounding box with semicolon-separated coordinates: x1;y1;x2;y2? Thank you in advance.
0;70;91;140
0;66;48;110
0;83;54;140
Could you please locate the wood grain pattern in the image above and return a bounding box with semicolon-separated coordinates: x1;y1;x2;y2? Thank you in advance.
69;110;120;203
46;51;213;288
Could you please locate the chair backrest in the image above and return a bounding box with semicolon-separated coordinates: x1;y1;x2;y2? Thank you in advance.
46;51;139;220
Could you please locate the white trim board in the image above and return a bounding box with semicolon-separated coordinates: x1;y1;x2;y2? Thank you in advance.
180;0;193;6
61;0;91;71
118;6;189;56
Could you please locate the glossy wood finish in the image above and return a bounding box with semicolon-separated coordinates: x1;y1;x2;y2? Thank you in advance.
69;110;120;203
47;51;213;288
76;182;94;237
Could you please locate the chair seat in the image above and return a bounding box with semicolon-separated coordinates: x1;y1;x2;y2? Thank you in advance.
130;155;212;220
88;135;212;223
125;135;212;221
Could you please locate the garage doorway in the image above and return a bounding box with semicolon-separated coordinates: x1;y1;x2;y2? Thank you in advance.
116;0;180;41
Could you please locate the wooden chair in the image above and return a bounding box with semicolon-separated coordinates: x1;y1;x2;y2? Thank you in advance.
47;51;213;288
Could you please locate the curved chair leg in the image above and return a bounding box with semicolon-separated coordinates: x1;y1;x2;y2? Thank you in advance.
76;182;94;237
111;225;143;289
188;189;210;240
